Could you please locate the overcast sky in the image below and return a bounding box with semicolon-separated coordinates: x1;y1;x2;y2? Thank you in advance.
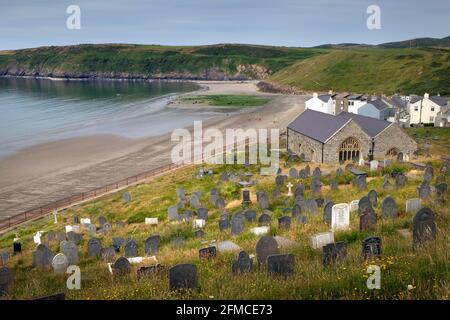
0;0;449;50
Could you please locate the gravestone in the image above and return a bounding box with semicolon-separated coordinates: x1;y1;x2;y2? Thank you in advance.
436;175;446;184
13;242;21;255
395;173;407;188
311;178;321;195
60;240;78;265
145;235;160;255
292;204;301;218
305;165;311;176
256;236;279;265
171;237;185;248
0;252;9;266
0;267;13;296
336;167;344;176
258;213;271;226
73;216;80;224
98;216;108;227
123;192;132;203
289;168;298;179
112;237;125;251
113;257;131;274
315;197;325;208
176;187;186;200
382;178;392;190
102;222;112;235
413;207;436;248
331;203;350;231
397;152;404;162
220;172;229;182
423;166;433;183
87;224;97;237
275;175;286;186
197;208;208;220
190;194;201;209
32;244;55;268
330;180;339;191
216;240;240;253
310;232;334;249
294;184;305;197
232;251;253;274
296;215;308;224
124;240;138;258
359;206;377;231
66;232;82;245
241;190;251;205
218;217;230;231
231;213;245;236
199;246;217;259
194;230;205;238
313;167;321;179
168;205;179;221
353;174;367;190
323;201;334;225
278;216;291;230
272;187;281;198
215;197;225;209
101;246;116;263
381;196;398;219
435;183;448;199
362;236;381;260
406;198;421;213
267;254;294;277
169;264;197;291
417;182;431;200
244;210;256;222
305;199;318;215
257;192;269;210
323;242;347;267
358;196;372;215
52;253;69;274
298;169;308;179
368;190;378;207
137;264;165;279
369;160;378;171
87;238;102;258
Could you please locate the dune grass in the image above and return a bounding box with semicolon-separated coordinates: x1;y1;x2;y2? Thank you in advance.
181;95;270;107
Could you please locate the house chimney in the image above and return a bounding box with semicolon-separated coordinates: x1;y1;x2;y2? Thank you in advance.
313;92;318;98
424;93;429;99
328;90;333;95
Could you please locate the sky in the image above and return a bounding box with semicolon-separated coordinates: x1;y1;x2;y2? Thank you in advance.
0;0;449;50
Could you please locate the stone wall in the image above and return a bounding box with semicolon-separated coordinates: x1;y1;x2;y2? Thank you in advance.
287;128;323;163
373;124;417;158
323;120;372;163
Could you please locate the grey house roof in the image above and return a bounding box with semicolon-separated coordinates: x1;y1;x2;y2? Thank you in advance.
317;94;334;103
288;109;391;143
365;98;391;111
409;95;447;106
390;96;408;109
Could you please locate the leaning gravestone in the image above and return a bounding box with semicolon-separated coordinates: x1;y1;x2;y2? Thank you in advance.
256;236;279;265
362;236;382;260
258;213;271;226
323;242;347;267
395;173;407;188
323;201;334;226
413;207;436;249
199;246;217;259
381;196;398;219
406;198;421;213
101;246;116;263
145;235;160;255
124;240;138;258
60;240;78;265
278;216;291;230
87;238;102;258
123;192;132;203
244;210;256;222
113;257;130;274
169;264;197;291
232;251;253;274
359;206;377;231
368;190;378;207
0;267;13;296
32;244;55;268
417;182;431;200
267;254;294;276
52;253;69;274
231;213;245;236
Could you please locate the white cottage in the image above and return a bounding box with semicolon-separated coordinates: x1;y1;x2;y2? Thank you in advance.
305;92;337;115
409;93;447;125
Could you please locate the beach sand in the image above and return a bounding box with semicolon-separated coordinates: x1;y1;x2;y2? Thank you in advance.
0;81;308;219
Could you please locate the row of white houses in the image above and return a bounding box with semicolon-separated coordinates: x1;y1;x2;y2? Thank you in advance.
305;91;448;126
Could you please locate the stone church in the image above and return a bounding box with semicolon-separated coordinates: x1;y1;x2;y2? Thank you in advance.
287;109;417;164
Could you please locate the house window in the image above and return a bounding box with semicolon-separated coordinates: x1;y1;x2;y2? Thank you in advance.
431;107;435;112
414;106;418;111
429;116;434;122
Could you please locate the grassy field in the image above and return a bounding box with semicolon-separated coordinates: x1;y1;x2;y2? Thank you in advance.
181;95;270;107
0;43;449;95
0;128;448;300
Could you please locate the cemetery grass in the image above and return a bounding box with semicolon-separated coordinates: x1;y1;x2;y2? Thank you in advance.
180;95;270;107
1;159;449;300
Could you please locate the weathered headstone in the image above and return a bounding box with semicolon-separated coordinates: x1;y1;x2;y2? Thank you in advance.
66;231;82;245
32;244;54;268
258;213;271;226
52;253;69;274
289;168;298;179
323;242;347;267
435;183;448;200
256;236;279;265
87;238;102;258
169;264;197;291
305;199;318;215
244;210;256;222
406;198;421;213
231;213;245;236
275;175;286;186
194;230;205;238
113;257;130;274
215;197;225;209
257;192;269;210
331;203;350;231
60;240;78;265
101;246;116;263
168;205;179;221
395;173;407;188
124;240;138;258
0;267;13;296
417;182;431;200
13;242;21;255
137;264;165;279
368;190;378;207
176;187;186;200
294;184;305;198
423;166;433;183
359;206;377;231
381;196;398;219
98;216;108;227
336;167;344;176
123;192;132;203
190;194;201;209
199;246;217;259
197;207;208;221
267;254;294;276
219;217;230;231
278;216;291;230
145;235;160;255
112;237;125;251
292;204;301;218
369;160;378;171
358;196;372;215
310;232;334;249
311;178;321;195
171;237;185;248
231;251;252;274
413;207;436;248
102;222;112;235
323;201;334;225
362;236;382;260
330;180;339;191
313;167;321;179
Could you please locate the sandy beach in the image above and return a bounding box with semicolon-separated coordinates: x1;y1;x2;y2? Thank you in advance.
0;81;308;219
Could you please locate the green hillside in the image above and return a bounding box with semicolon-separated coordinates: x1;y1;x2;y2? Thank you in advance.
269;48;450;95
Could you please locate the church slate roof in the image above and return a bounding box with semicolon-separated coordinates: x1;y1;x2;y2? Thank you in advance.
287;109;391;143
